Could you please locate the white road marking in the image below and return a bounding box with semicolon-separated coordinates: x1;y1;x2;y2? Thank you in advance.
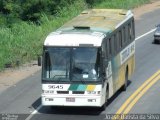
25;105;42;120
25;28;156;120
135;28;156;41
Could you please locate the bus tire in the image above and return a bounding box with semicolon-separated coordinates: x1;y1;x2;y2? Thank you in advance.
122;69;128;91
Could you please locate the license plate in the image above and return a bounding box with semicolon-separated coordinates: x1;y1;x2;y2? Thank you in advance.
66;97;75;102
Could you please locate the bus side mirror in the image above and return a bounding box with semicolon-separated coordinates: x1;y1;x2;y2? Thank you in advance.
38;56;42;66
102;59;108;77
103;59;108;68
101;52;108;66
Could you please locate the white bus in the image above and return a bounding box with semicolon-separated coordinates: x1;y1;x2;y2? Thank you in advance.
38;9;135;110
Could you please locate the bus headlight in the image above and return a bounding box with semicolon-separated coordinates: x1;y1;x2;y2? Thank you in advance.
42;90;54;94
45;98;54;101
87;91;96;94
87;91;101;95
97;91;101;95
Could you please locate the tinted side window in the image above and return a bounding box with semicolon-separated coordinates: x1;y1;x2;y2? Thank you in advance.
119;30;123;49
114;34;117;54
125;25;129;44
128;23;132;41
108;38;112;57
123;27;126;45
131;20;135;40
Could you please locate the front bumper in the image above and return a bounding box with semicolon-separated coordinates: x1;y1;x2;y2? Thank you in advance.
41;94;103;107
154;35;160;40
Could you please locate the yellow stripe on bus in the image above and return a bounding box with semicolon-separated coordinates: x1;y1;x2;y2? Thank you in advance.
86;85;96;91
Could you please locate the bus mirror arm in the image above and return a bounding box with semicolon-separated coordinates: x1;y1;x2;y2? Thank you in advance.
101;72;107;85
102;72;106;78
102;67;107;77
104;59;108;68
38;56;42;66
101;59;108;79
102;58;108;69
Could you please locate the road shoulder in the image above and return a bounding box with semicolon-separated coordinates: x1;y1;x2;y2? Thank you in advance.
0;61;41;92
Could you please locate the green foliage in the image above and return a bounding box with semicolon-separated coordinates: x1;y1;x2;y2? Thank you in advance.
0;0;150;70
95;0;150;9
0;0;79;25
85;0;104;8
0;0;86;70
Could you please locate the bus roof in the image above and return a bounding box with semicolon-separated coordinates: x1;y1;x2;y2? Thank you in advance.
44;31;105;47
44;9;133;47
59;9;133;33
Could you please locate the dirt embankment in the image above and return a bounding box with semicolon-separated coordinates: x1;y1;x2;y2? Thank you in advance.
0;61;41;92
0;0;160;92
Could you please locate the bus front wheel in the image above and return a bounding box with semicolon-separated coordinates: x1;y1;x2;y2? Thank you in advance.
122;69;128;91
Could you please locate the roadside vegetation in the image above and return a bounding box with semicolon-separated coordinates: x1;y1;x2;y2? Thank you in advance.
95;0;149;9
0;0;149;70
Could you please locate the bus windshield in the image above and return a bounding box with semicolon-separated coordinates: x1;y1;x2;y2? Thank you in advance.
42;47;100;82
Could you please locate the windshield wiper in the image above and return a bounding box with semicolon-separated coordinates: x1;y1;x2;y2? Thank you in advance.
52;75;68;82
71;74;86;84
53;75;67;78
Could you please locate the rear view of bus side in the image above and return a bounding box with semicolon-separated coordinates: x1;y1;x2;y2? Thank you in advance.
40;9;135;110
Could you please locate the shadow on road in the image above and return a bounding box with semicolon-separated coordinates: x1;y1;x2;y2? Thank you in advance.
31;97;41;109
44;107;103;115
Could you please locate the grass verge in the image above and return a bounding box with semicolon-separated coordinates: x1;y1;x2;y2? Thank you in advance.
95;0;150;9
0;0;150;70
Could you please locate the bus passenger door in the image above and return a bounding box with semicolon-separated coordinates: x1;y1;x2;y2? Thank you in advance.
106;61;114;98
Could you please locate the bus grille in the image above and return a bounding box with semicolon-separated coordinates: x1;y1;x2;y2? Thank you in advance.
57;91;69;94
72;91;85;94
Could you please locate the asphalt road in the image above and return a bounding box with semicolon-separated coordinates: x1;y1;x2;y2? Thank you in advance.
0;8;160;120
